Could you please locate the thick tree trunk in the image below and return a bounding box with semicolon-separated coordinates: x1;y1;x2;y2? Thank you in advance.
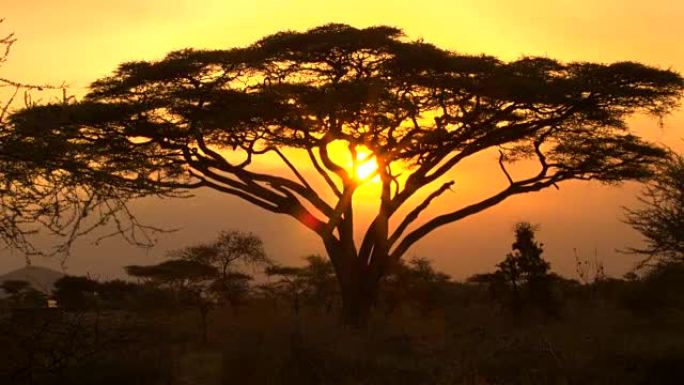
340;282;375;327
324;237;388;327
199;306;209;344
336;262;383;327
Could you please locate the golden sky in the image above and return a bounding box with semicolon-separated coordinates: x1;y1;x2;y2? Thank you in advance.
1;1;683;279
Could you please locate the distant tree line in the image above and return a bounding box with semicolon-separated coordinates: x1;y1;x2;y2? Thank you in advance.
6;217;684;329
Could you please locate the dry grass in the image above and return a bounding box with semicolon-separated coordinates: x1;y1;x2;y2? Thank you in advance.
1;292;683;384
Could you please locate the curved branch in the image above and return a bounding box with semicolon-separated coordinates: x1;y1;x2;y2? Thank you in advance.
307;147;342;197
188;132;334;217
388;180;454;247
273;146;313;191
498;150;514;186
389;176;563;261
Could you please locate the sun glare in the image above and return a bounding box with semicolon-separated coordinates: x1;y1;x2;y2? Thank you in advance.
354;148;379;182
323;141;381;184
355;157;378;180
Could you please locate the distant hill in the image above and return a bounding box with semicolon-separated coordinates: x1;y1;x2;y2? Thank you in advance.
0;265;65;296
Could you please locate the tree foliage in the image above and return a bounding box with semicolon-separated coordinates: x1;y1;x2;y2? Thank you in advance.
0;20;173;257
172;230;267;309
624;153;684;267
6;24;683;323
1;279;30;295
497;223;550;287
0;278;47;308
173;230;269;276
263;255;338;314
125;258;219;342
53;275;99;310
125;259;217;289
494;222;556;314
380;257;451;315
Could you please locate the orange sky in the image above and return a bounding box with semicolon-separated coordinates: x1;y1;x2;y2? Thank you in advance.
1;1;683;280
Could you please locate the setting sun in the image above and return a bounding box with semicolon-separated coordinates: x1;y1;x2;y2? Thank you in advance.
2;3;684;381
354;149;379;182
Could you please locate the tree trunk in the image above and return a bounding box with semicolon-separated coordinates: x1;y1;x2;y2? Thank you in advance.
199;306;209;344
325;239;388;327
338;266;382;327
340;288;374;327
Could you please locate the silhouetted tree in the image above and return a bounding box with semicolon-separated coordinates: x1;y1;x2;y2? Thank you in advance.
126;259;218;342
176;230;268;274
7;24;683;324
624;153;684;268
574;248;607;285
264;265;307;315
53;275;99;310
1;279;30;296
406;258;452;314
211;271;252;312
174;230;268;310
622;262;684;314
380;257;451;315
0;279;45;308
301;254;338;313
95;279;145;309
263;255;339;315
495;222;556;315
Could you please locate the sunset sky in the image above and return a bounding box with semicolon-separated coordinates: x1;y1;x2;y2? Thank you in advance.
1;1;683;280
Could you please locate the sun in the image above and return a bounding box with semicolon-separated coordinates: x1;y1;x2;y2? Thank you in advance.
323;141;381;184
353;148;379;182
355;157;378;180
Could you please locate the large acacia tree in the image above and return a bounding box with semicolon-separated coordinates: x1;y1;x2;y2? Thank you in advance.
7;24;684;324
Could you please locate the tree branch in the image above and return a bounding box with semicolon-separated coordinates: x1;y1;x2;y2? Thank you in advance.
390;175;563;261
388;180;454;247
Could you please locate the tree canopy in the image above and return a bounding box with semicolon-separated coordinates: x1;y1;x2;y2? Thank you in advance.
6;24;683;323
172;230;269;277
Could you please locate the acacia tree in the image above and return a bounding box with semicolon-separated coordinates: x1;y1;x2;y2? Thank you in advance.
264;265;308;315
174;230;269;278
301;254;338;313
173;230;267;311
0;279;33;307
125;259;218;342
263;255;338;314
7;24;684;324
380;257;451;315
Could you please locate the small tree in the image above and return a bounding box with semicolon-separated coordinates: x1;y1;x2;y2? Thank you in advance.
174;230;268;311
53;275;99;310
211;271;252;313
1;279;30;296
263;255;339;315
126;259;218;342
380;257;451;315
300;255;338;313
176;230;269;277
495;222;555;315
95;279;144;310
0;279;45;308
264;265;308;315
